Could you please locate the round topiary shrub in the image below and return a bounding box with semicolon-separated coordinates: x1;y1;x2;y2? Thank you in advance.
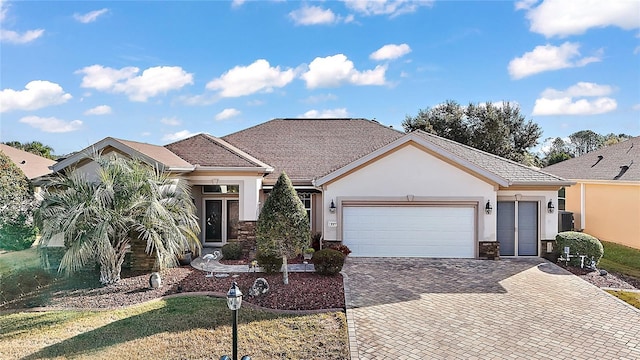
555;231;604;266
221;242;243;260
328;244;352;257
256;252;282;274
313;249;346;276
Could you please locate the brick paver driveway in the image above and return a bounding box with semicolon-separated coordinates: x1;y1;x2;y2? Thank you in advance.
343;258;640;360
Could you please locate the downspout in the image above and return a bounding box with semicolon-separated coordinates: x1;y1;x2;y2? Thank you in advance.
580;183;586;230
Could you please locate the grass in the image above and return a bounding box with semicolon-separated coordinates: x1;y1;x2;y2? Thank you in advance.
598;241;640;280
0;247;41;273
605;290;640;310
0;296;349;359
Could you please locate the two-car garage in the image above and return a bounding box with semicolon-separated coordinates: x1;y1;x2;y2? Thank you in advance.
342;205;476;258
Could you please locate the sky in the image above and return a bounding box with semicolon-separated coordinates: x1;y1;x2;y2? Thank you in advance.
1;0;639;156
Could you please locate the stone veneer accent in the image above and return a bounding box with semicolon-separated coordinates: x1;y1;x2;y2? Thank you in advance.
237;221;257;258
478;241;500;260
540;239;558;262
130;240;157;271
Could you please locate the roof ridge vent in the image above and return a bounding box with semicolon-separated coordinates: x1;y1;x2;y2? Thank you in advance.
591;155;604;168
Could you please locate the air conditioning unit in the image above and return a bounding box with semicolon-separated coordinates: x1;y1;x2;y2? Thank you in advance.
558;211;574;232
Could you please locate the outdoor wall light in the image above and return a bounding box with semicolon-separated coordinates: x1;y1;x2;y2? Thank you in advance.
547;200;555;213
329;200;336;213
485;200;493;215
220;282;251;360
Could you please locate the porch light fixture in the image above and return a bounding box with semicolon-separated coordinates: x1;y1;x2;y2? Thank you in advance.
485;200;493;215
329;200;336;213
547;200;555;213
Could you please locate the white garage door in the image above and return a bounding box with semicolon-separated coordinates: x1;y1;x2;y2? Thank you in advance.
343;206;476;258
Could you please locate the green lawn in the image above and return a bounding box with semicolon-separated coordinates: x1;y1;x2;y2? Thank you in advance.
599;241;640;280
605;290;640;310
0;296;349;360
0;247;41;273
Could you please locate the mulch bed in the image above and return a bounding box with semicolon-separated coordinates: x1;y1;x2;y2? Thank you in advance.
0;266;344;312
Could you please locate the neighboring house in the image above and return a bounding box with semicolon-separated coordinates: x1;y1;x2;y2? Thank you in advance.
53;118;572;259
544;137;639;250
0;143;56;182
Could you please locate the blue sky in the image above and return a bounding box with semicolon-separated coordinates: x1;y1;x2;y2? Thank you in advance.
1;0;639;156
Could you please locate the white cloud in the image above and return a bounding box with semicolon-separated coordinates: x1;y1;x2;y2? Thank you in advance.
370;43;411;61
301;54;387;89
302;93;338;104
76;65;193;101
231;0;245;8
73;8;109;23
215;108;241;121
633;104;640;111
508;42;601;79
0;80;72;112
520;0;640;37
533;82;617;115
0;29;45;44
343;0;433;17
162;130;198;142
300;108;349;118
0;1;44;44
206;59;295;98
19;116;82;133
160;117;181;126
289;5;337;25
84;104;112;115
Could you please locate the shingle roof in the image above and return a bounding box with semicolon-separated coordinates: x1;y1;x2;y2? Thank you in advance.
222;118;404;183
114;138;193;169
165;133;271;169
544;137;639;182
0;144;56;179
413;131;571;185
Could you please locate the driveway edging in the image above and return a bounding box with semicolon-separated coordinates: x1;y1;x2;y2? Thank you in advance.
340;268;360;360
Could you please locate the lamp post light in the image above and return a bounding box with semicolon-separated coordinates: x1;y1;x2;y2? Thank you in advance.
220;281;251;360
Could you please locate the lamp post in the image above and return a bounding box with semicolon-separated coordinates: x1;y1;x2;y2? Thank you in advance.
220;281;251;360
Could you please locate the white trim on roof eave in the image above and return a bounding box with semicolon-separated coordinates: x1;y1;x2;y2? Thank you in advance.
52;137;173;173
565;179;640;185
314;132;510;187
508;180;576;187
193;165;274;173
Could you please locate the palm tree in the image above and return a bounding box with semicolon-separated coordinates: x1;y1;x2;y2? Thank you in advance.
36;154;201;285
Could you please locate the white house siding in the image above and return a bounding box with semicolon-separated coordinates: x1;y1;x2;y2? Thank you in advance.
322;144;497;246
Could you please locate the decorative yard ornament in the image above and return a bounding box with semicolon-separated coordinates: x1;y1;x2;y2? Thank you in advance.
248;278;270;297
149;272;162;289
203;253;216;277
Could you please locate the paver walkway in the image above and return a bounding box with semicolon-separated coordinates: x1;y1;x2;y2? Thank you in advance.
343;258;640;360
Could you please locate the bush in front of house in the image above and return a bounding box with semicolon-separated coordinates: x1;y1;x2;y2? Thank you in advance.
256;252;282;274
328;244;351;257
221;242;243;260
556;231;604;266
313;249;346;276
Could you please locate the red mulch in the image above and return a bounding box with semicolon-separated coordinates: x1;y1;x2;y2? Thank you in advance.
0;266;344;312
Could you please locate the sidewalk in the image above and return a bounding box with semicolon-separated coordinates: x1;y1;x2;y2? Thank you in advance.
190;253;315;273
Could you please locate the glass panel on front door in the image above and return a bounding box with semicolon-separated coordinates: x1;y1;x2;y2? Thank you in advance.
204;199;239;244
205;200;223;243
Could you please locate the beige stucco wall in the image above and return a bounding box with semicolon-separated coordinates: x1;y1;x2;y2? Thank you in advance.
186;175;262;222
321;144;497;242
565;182;640;250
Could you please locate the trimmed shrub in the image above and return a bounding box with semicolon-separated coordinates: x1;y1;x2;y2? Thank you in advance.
221;242;243;260
313;249;346;276
556;231;604;266
0;216;37;251
256;252;282;274
329;243;351;257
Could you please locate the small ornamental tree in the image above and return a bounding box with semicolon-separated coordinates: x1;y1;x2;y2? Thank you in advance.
256;172;310;284
0;150;38;251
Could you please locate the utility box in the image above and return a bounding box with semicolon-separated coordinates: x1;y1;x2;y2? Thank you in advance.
558;211;574;232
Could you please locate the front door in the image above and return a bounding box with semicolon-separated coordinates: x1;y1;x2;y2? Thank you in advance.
497;201;539;256
204;199;239;245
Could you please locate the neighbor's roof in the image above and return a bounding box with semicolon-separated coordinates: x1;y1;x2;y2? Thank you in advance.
53;137;193;172
165;133;273;171
0;143;56;179
222;118;404;184
544;136;639;182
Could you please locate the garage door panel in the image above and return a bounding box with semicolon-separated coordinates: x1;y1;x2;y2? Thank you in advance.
343;206;475;258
